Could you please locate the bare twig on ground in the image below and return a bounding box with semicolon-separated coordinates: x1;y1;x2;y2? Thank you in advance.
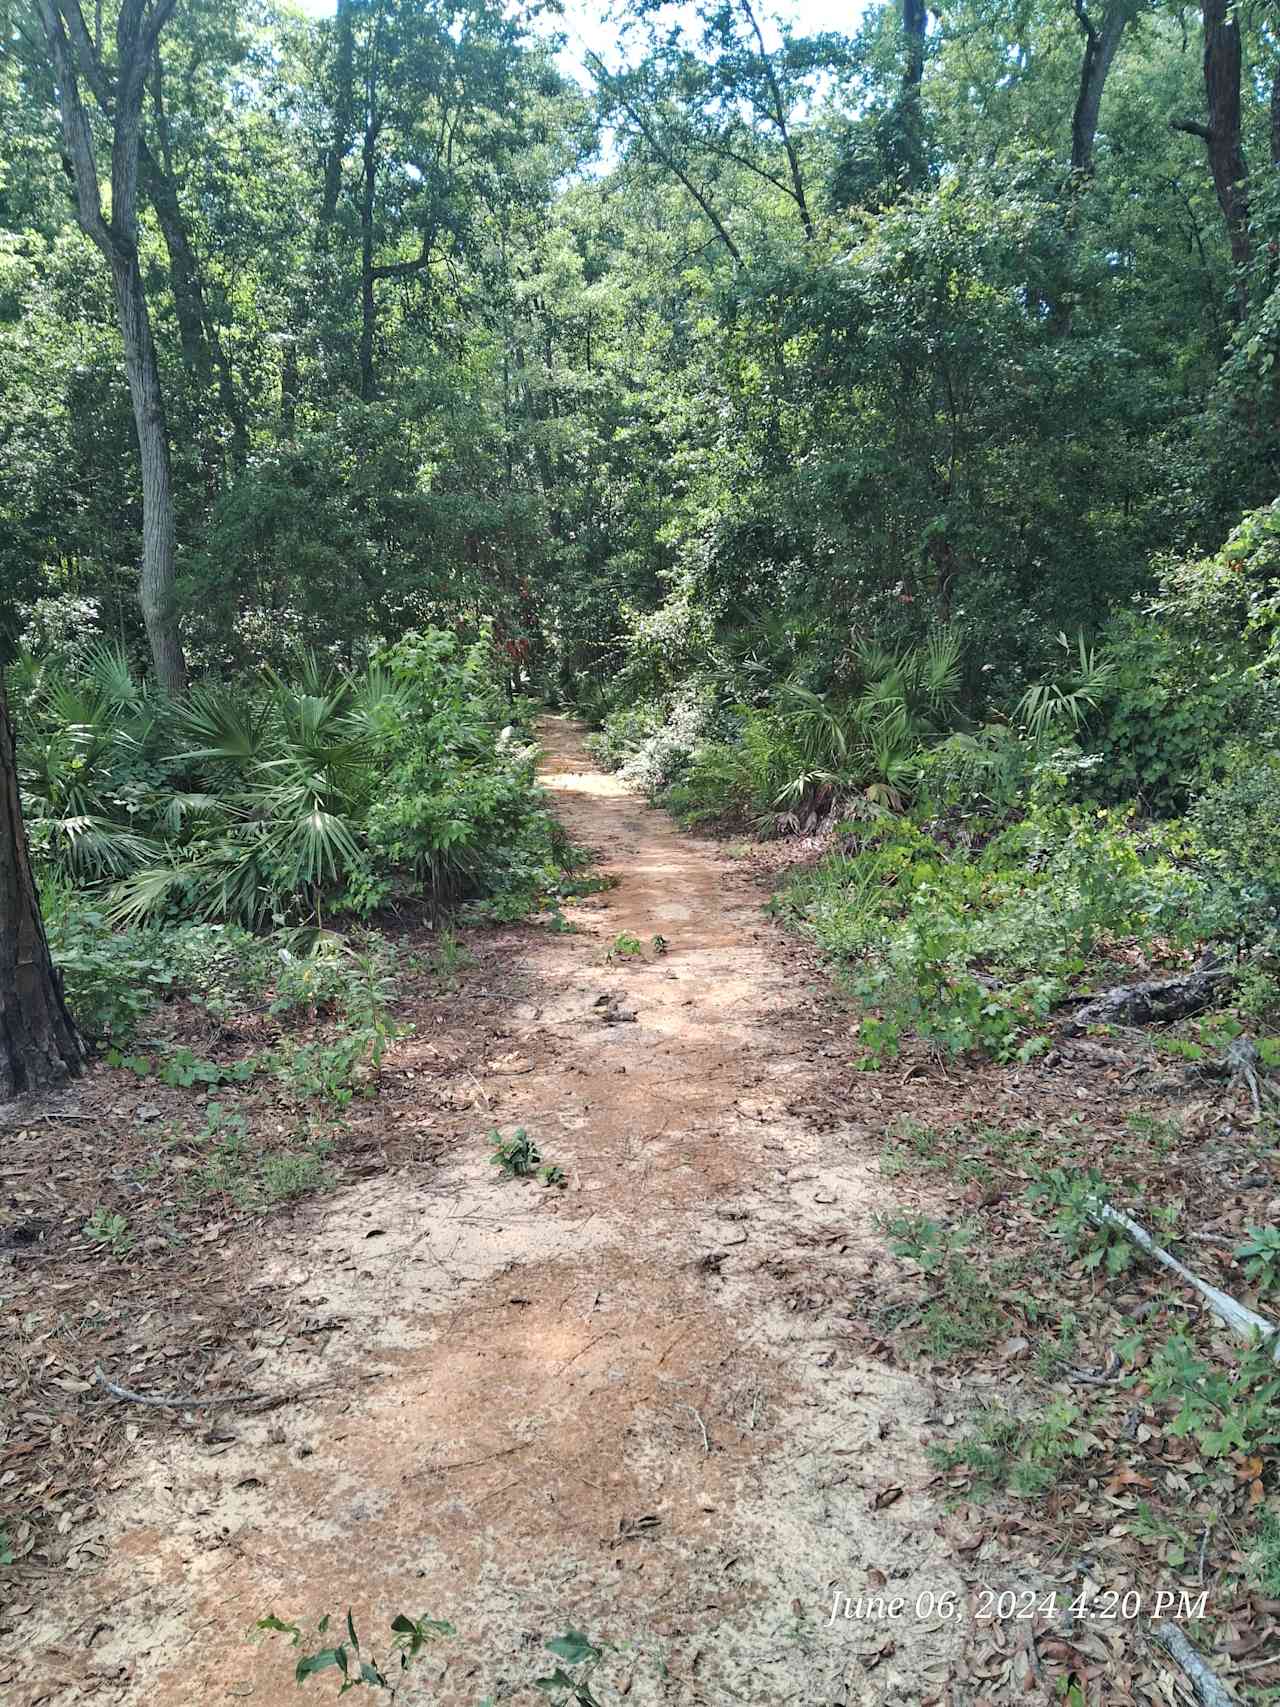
95;1364;273;1409
686;1404;711;1454
424;1442;533;1474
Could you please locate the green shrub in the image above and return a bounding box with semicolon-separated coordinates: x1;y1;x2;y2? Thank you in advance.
915;725;1038;815
1187;744;1280;936
1086;615;1261;814
656;632;965;830
1087;502;1280;813
1252;1509;1280;1597
776;806;1212;1061
43;892;176;1040
20;630;561;932
583;702;663;770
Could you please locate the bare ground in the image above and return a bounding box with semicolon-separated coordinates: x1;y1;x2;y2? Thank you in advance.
4;719;971;1705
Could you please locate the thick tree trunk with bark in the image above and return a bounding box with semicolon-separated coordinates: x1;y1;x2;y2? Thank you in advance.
1172;0;1250;307
1070;0;1129;175
0;676;84;1103
1202;0;1249;277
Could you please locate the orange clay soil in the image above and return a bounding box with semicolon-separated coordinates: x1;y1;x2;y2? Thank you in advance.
9;719;966;1706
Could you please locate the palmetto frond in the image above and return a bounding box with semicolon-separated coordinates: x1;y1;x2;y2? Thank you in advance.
268;806;365;891
175;683;273;766
80;642;144;710
38;815;157;879
1015;632;1116;738
340;665;412;741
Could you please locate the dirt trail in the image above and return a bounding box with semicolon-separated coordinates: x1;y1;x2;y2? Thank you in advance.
15;721;963;1705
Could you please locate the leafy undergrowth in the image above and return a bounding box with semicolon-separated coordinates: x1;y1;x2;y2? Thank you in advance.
856;1093;1280;1698
772;804;1238;1066
0;912;560;1577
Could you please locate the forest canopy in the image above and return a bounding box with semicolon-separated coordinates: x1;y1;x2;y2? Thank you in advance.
0;0;1274;691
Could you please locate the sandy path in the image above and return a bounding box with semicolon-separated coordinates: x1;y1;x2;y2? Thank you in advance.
14;720;962;1705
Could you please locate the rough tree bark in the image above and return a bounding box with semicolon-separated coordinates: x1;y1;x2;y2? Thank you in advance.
900;0;928;187
1062;953;1232;1032
1070;0;1130;175
0;674;85;1103
1172;0;1250;306
35;0;188;694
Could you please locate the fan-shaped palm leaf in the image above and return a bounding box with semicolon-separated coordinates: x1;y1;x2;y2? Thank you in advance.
36;815;156;879
175;683;273;766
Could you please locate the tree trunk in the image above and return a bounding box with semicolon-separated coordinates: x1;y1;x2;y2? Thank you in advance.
111;246;187;695
903;0;926;98
141;127;248;475
321;0;356;230
359;115;380;400
0;675;85;1103
1202;0;1249;280
900;0;928;187
140;136;207;378
1272;66;1279;169
281;338;299;436
36;0;188;694
1070;0;1129;176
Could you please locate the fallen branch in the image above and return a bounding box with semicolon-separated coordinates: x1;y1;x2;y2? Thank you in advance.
1066;953;1232;1034
1088;1206;1280;1360
95;1364;274;1409
1150;1620;1234;1707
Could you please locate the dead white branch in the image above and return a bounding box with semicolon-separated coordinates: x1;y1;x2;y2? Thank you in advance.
1088;1201;1279;1359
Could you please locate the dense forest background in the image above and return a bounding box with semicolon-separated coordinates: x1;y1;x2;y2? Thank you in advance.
2;0;1280;1076
3;0;1276;695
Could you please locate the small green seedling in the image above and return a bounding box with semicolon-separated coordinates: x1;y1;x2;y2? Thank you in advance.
533;1630;615;1706
256;1609;452;1697
607;932;644;962
650;935;668;954
1236;1227;1280;1293
82;1207;134;1256
538;1164;567;1189
488;1127;541;1177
